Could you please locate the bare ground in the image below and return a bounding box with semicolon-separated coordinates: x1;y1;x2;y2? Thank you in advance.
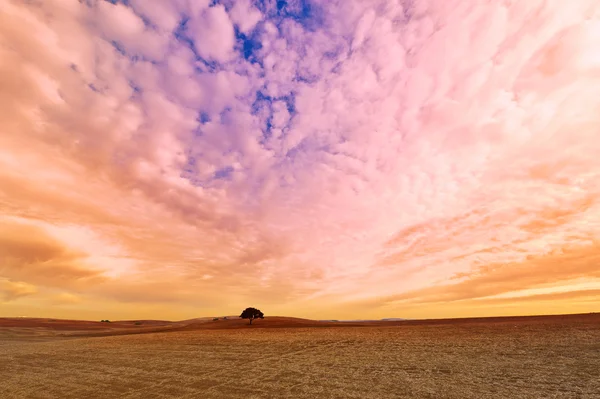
1;313;599;398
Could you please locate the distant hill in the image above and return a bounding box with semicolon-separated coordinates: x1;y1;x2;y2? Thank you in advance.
3;313;598;342
327;318;408;322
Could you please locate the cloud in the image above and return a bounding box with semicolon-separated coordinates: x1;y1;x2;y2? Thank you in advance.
95;0;169;61
188;4;236;63
129;0;183;33
0;219;107;289
52;292;83;305
0;279;37;302
229;0;263;34
1;0;600;319
370;243;600;306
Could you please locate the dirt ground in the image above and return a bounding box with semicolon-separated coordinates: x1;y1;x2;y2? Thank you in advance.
1;314;599;398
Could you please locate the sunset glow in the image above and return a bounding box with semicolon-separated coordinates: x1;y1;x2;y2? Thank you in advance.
1;0;600;320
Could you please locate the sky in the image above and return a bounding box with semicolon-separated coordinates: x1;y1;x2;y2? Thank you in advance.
1;0;600;321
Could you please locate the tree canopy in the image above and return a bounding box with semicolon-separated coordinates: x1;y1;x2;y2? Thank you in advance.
239;307;264;325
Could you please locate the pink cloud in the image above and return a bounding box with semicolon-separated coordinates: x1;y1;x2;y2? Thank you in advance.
1;0;600;319
129;0;182;33
229;0;263;34
189;4;236;63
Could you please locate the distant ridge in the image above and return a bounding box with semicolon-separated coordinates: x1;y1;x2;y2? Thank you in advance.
322;318;409;322
3;313;598;340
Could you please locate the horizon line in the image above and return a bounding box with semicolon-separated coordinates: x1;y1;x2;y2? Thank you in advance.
3;311;597;323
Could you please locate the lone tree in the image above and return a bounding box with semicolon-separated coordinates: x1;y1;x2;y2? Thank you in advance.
240;307;264;325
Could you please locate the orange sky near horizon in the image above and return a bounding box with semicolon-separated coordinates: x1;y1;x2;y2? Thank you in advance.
1;0;600;321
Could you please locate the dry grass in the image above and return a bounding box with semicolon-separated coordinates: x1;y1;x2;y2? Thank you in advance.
1;314;599;398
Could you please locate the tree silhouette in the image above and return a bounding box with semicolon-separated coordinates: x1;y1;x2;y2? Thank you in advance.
239;307;264;325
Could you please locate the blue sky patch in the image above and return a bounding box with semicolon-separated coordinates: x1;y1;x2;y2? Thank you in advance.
214;166;234;180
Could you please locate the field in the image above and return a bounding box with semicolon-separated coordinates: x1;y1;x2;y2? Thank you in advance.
1;314;599;398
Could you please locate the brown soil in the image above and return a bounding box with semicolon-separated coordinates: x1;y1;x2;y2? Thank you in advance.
1;313;599;398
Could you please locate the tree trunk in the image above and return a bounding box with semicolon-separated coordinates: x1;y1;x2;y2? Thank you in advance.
249;318;253;325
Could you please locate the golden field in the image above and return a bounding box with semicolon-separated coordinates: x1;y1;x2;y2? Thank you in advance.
1;314;599;398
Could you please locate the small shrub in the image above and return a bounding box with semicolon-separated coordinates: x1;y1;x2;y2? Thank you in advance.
134;322;142;326
213;318;219;321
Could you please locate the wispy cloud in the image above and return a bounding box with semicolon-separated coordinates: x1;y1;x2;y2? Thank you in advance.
0;279;38;302
1;0;600;319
